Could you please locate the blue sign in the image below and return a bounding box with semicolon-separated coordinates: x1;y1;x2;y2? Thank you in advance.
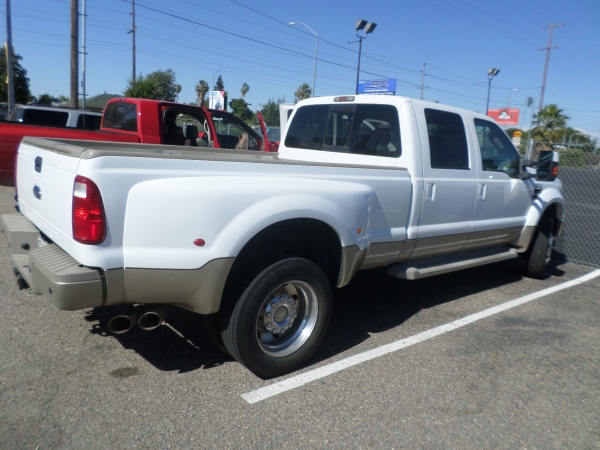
357;79;397;95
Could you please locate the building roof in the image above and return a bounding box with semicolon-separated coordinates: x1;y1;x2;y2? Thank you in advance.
85;93;122;111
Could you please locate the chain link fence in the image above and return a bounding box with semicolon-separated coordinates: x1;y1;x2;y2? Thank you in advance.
528;141;600;269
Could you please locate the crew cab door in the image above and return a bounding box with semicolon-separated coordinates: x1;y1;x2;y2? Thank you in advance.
412;106;478;258
466;118;533;249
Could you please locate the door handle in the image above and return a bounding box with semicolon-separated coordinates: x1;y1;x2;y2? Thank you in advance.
478;183;487;200
425;182;436;202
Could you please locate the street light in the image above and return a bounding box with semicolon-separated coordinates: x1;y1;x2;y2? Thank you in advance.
352;19;377;95
213;65;226;91
485;68;500;116
290;22;319;97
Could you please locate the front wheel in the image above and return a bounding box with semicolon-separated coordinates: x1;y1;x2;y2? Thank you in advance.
222;258;332;378
525;217;554;279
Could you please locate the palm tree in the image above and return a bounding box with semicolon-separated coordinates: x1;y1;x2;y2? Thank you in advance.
241;82;249;98
195;80;209;107
534;104;569;130
532;104;570;146
294;83;312;103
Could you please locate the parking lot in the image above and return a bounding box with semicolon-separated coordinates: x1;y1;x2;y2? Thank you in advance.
1;184;599;449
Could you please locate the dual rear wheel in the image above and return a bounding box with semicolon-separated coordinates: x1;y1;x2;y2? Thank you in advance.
206;257;332;378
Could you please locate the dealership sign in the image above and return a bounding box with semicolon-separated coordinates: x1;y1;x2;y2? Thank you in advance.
357;79;397;95
487;108;520;126
209;90;227;111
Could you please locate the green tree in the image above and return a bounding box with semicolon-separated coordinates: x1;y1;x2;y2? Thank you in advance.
294;83;311;103
0;47;32;104
229;98;254;123
59;95;70;103
241;82;249;98
535;104;569;130
37;94;53;105
532;104;570;145
195;79;209;106
124;69;181;101
260;96;285;126
214;75;225;91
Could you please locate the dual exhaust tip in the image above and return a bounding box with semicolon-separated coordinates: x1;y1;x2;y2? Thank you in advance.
108;305;166;334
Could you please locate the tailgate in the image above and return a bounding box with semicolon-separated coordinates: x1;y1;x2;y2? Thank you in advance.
16;138;82;248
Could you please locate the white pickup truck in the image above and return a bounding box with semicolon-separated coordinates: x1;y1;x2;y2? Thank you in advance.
1;95;564;378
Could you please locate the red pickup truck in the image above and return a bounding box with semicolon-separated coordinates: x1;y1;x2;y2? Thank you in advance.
0;98;274;186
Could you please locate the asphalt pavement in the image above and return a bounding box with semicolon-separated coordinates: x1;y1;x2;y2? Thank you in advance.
0;184;599;449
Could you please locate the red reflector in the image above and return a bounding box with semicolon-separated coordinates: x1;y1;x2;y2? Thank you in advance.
194;239;206;247
552;165;559;176
72;175;106;244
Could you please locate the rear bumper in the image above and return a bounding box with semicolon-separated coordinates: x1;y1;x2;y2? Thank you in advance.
1;213;234;313
1;213;103;310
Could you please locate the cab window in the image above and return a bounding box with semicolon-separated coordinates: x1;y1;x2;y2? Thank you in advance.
102;102;137;132
21;109;69;127
285;104;401;157
425;108;469;170
76;114;102;130
475;118;520;178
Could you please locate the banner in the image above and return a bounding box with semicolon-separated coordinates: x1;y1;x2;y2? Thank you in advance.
357;79;397;95
209;90;226;111
487;108;520;126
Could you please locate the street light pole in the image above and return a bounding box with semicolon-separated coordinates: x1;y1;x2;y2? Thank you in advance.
355;36;363;95
5;0;15;115
352;20;376;95
289;22;319;97
507;88;517;108
485;68;500;116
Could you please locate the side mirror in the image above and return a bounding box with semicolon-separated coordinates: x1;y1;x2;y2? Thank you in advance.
536;150;560;181
519;158;531;180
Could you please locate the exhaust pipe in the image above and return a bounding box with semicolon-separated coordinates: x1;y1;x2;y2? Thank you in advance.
15;273;29;290
108;307;141;334
138;306;166;331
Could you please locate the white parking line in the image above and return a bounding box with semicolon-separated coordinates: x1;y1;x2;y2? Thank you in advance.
242;269;600;404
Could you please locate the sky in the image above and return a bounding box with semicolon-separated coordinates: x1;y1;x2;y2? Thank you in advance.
1;0;600;138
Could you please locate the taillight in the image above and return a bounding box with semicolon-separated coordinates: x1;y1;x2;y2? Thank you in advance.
72;175;106;244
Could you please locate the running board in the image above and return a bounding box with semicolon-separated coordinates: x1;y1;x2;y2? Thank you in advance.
388;248;519;280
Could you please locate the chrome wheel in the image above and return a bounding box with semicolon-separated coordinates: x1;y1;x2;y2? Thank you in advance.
222;257;332;378
255;281;319;357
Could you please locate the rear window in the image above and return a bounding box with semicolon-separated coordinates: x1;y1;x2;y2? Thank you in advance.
76;114;102;130
21;109;69;127
102;102;138;132
285;104;401;157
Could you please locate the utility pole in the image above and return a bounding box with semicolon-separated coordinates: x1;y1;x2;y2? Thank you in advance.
128;0;136;83
80;0;87;109
419;63;426;100
70;0;79;109
5;0;15;115
538;23;563;113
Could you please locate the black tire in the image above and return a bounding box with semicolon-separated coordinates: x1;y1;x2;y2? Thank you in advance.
200;312;230;355
525;217;554;279
222;257;332;378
